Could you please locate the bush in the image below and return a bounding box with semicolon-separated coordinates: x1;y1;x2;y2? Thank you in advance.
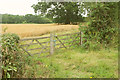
0;33;25;78
0;33;38;78
79;3;118;50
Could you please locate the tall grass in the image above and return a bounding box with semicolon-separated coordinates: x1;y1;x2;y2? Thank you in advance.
22;47;118;78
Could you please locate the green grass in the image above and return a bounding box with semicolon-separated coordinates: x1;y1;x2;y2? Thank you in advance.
25;47;118;78
20;30;118;78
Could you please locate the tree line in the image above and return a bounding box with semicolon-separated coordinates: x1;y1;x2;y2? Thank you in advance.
1;14;53;24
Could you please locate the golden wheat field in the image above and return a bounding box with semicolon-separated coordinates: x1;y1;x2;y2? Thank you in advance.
1;24;79;38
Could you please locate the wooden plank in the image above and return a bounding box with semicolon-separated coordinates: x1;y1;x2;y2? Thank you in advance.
27;47;47;51
35;39;48;50
27;47;42;51
39;41;49;54
55;36;67;49
20;43;37;47
20;36;50;41
25;39;34;50
69;41;80;47
80;32;83;45
55;40;80;49
59;37;70;41
58;36;77;41
55;40;79;46
27;46;50;51
35;39;50;54
20;32;80;41
68;33;80;47
50;33;54;55
20;46;31;56
20;34;80;47
55;32;80;37
20;41;50;47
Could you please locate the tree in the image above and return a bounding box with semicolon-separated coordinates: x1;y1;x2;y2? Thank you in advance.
80;2;118;48
24;14;34;23
32;2;85;24
24;14;52;24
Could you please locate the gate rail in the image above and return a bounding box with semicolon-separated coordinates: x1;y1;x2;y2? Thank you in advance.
20;31;83;56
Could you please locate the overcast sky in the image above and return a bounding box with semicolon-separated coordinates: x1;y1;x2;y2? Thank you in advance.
0;0;87;17
0;0;38;15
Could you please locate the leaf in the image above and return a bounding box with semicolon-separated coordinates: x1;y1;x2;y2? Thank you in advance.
13;67;17;72
7;72;10;78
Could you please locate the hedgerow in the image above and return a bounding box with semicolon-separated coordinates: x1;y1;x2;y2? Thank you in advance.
0;33;29;78
79;2;118;50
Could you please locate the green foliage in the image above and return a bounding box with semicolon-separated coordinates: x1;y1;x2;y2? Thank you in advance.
0;33;24;78
0;33;39;78
1;14;24;24
24;14;52;24
24;47;118;78
1;14;53;24
32;2;84;24
79;2;118;49
119;2;120;23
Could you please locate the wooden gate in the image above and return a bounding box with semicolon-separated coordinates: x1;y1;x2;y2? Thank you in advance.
20;31;83;56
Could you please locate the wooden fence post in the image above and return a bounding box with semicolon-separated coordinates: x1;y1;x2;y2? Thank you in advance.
50;32;54;55
80;31;83;45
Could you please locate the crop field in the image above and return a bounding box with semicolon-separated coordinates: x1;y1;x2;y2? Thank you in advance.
1;24;79;38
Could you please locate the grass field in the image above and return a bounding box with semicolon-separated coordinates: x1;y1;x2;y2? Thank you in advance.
24;47;118;78
1;24;79;38
1;23;118;78
19;30;118;78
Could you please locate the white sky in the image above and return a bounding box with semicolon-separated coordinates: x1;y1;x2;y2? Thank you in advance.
0;0;87;17
0;0;38;15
